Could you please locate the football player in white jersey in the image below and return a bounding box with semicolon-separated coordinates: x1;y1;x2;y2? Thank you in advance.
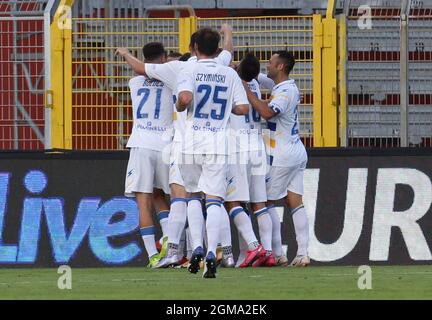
255;72;289;267
176;28;249;278
188;23;234;268
124;43;173;268
161;52;190;266
117;47;193;267
225;53;276;267
186;25;235;269
116;26;235;269
243;51;310;267
187;23;233;66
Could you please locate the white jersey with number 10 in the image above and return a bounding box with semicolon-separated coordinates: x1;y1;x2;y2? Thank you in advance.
229;79;264;153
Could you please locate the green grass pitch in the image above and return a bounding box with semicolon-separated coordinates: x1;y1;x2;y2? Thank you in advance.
0;266;431;300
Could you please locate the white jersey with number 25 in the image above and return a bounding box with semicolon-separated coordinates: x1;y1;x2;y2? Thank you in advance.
176;58;249;155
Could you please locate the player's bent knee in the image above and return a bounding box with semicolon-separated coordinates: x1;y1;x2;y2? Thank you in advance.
206;195;223;203
225;201;241;212
250;202;266;212
170;183;188;199
285;191;303;209
153;188;167;198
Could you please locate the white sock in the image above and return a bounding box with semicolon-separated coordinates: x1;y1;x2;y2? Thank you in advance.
185;226;192;259
236;234;248;267
203;225;208;250
292;205;309;256
229;206;259;250
254;207;273;252
157;210;169;237
205;200;222;256
267;206;283;257
178;227;186;258
140;226;158;258
219;205;232;247
187;198;204;250
166;198;187;245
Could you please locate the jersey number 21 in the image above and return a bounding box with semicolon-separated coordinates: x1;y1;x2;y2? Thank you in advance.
136;88;162;119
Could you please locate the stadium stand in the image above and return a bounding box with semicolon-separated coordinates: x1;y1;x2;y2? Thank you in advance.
1;0;431;150
344;0;432;147
71;2;315;149
0;0;49;150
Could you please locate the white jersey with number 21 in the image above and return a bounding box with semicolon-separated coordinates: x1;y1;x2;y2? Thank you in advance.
126;76;173;151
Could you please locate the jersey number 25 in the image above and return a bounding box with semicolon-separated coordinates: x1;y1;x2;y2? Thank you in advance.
194;84;228;120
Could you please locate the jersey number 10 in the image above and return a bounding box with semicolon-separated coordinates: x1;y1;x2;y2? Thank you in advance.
245;91;261;123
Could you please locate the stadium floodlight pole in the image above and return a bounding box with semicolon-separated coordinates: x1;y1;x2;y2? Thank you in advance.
400;0;410;147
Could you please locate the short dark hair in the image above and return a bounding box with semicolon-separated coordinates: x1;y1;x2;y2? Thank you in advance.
167;51;182;59
142;42;166;61
179;52;191;61
275;51;295;75
195;28;220;56
189;32;198;49
238;53;260;82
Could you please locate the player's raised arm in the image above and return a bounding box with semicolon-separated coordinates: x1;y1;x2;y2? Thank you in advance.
242;80;276;120
115;47;146;76
213;24;233;66
220;23;234;56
